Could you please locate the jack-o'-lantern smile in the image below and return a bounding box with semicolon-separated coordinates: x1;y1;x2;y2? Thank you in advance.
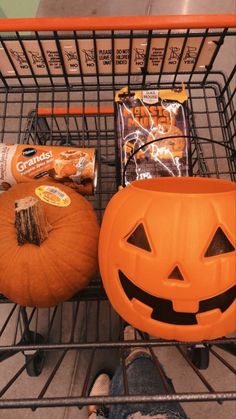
119;270;236;325
99;177;236;341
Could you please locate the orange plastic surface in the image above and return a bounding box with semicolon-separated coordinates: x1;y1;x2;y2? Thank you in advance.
99;177;236;341
0;14;235;32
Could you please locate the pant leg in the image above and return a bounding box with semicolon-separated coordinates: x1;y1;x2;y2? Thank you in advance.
109;354;188;419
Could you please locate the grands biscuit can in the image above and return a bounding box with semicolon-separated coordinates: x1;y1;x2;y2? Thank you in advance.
0;144;97;195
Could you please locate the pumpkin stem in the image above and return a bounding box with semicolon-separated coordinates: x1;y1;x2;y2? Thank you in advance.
15;196;52;246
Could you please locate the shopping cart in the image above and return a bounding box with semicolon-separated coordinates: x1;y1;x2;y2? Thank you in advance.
0;14;235;416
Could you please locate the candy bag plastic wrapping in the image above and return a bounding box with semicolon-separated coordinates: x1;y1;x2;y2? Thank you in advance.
116;87;189;185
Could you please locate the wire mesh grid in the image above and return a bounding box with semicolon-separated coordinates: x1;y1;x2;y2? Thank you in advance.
0;79;235;217
1;298;236;409
0;20;236;412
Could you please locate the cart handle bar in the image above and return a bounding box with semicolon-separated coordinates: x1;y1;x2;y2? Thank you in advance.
0;15;235;32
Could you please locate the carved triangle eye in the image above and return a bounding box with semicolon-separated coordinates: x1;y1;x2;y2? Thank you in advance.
168;266;184;281
205;227;235;257
127;223;151;252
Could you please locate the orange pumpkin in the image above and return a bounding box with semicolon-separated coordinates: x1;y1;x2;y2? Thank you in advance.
0;181;99;307
99;177;236;341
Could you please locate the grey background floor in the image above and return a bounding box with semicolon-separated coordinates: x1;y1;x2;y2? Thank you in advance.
0;0;236;418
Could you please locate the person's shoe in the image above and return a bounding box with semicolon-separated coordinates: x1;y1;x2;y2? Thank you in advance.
124;325;150;364
124;324;142;341
88;373;110;418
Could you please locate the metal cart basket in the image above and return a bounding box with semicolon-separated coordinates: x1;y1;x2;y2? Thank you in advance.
0;14;235;416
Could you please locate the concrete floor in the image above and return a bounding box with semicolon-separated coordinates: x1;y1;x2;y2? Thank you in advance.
37;0;236;16
0;1;236;418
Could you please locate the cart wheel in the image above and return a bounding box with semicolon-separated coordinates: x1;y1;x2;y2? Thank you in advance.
25;351;45;377
23;332;45;377
187;346;209;370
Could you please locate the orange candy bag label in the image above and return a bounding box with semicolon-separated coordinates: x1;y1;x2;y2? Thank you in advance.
35;185;71;207
0;144;96;195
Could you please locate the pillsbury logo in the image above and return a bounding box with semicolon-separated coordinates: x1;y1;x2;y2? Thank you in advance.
22;148;37;157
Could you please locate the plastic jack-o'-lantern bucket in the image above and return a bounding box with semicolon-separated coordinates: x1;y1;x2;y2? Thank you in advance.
99;177;236;341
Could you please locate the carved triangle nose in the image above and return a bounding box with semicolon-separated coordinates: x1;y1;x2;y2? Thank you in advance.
168;265;184;281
